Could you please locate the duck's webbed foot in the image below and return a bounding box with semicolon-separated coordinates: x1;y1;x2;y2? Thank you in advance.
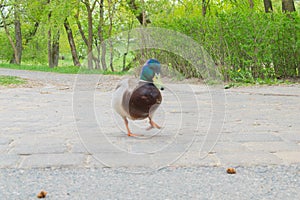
146;117;161;130
127;132;139;137
124;117;142;137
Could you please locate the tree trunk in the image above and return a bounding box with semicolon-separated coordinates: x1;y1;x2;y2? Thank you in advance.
98;0;107;70
108;0;115;71
141;0;146;26
84;0;94;69
109;42;114;72
202;0;209;17
264;0;273;13
93;55;101;69
47;0;54;68
64;18;81;66
282;0;296;12
123;20;133;71
76;0;97;69
52;31;60;67
48;28;53;68
47;0;59;68
249;0;254;9
75;12;88;46
0;7;19;64
87;10;93;69
128;0;150;25
48;30;60;68
10;3;22;64
101;43;106;70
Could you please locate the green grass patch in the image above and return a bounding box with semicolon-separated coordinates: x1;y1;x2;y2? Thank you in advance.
224;79;295;89
0;75;27;86
0;63;80;74
0;63;129;75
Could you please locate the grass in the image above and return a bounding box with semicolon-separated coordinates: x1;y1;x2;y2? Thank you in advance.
0;63;128;75
0;75;26;86
0;63;79;73
1;63;298;88
224;79;296;89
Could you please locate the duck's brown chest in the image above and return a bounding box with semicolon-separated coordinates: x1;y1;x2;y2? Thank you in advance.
125;83;162;120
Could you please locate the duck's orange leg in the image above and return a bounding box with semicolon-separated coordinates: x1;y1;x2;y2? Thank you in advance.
147;117;161;130
124;118;138;137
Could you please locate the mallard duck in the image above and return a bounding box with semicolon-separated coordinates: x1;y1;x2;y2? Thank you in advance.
112;59;164;136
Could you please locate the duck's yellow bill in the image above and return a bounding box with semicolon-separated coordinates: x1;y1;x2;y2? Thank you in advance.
153;73;164;90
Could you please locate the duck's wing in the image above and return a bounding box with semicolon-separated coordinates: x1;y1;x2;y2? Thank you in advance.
129;82;162;119
112;78;137;119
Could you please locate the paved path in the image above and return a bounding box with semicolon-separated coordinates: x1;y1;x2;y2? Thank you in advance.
0;165;299;199
0;68;299;199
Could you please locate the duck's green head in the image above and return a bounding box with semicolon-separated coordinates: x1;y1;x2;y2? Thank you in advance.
140;59;161;81
140;59;163;90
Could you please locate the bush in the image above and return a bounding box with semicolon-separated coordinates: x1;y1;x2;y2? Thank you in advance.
153;10;300;82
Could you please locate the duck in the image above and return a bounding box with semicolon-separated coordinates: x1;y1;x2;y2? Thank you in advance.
112;59;164;136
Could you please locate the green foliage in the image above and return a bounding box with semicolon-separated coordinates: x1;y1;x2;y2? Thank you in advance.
0;75;26;86
228;68;255;83
0;32;13;61
134;49;200;78
22;33;48;64
0;0;299;84
227;67;280;85
153;6;300;82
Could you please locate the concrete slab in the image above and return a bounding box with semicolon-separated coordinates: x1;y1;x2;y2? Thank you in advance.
0;155;20;168
20;153;86;168
10;136;67;155
0;68;299;169
243;141;300;153
216;151;284;166
274;151;300;164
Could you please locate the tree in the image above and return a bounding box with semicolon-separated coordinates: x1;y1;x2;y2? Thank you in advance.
81;0;96;69
263;0;273;13
64;18;81;66
24;22;39;45
47;0;60;68
202;0;211;17
0;0;21;64
48;29;60;68
97;0;106;70
10;1;22;64
128;0;150;25
282;0;296;12
107;0;117;71
248;0;254;9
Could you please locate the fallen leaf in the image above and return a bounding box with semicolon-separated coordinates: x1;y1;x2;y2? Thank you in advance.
227;168;236;174
37;190;47;198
